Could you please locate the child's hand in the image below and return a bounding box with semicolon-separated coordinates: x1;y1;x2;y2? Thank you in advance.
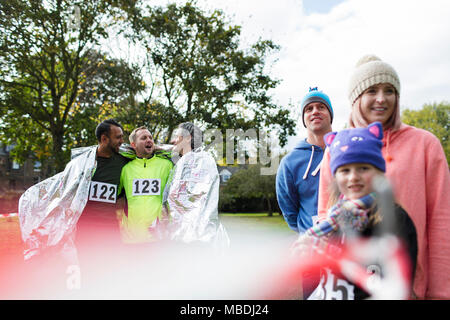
290;234;315;257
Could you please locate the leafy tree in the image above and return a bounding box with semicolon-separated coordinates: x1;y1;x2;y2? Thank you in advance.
221;164;277;215
0;0;296;177
127;2;295;145
402;102;449;166
104;100;183;143
73;50;145;146
0;0;139;173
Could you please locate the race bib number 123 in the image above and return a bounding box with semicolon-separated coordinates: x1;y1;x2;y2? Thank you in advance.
132;179;161;196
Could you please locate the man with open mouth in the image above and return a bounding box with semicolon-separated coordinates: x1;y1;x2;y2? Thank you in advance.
118;126;174;244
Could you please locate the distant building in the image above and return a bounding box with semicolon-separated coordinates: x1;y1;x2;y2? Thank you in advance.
217;165;244;185
0;144;42;191
219;168;232;183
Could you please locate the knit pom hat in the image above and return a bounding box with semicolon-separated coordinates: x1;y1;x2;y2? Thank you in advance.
324;122;386;175
348;55;401;105
300;87;334;127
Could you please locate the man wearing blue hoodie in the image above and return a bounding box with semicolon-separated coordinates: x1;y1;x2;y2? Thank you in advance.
276;87;333;234
276;87;333;299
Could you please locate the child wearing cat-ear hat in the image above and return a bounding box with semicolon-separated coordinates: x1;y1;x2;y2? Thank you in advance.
293;122;417;300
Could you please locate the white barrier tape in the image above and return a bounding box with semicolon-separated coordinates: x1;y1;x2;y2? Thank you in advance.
0;213;18;218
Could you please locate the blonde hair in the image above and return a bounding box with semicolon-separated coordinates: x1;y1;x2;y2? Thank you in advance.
348;55;403;131
349;92;402;131
347;55;401;105
326;169;384;227
129;126;149;144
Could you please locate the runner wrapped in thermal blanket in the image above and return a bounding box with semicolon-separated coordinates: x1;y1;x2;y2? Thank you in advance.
164;148;230;250
17;145;136;262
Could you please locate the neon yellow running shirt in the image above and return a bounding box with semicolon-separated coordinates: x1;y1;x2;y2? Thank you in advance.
118;155;173;243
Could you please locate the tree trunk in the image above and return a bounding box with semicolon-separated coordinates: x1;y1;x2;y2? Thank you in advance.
266;196;273;217
51;128;66;174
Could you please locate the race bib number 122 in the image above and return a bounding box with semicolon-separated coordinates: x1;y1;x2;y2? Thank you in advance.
89;181;117;203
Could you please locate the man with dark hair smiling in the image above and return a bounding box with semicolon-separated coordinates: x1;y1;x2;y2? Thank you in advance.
70;119;134;289
18;118;132;292
75;119;131;248
276;88;334;233
276;87;334;299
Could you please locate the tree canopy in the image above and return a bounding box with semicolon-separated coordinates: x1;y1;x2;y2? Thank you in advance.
0;0;138;173
220;164;277;215
0;0;294;176
120;2;295;143
402;101;450;167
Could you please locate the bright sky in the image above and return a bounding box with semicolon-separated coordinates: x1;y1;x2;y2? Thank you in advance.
149;0;450;150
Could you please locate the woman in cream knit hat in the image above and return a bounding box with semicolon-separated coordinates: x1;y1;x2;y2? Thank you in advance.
317;54;450;299
347;55;402;131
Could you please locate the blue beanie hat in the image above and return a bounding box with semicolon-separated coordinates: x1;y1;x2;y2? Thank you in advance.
324;122;386;175
300;87;334;127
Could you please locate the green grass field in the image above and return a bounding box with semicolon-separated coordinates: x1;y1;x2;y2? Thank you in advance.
220;212;292;232
219;212;297;246
0;212;296;257
0;212;299;299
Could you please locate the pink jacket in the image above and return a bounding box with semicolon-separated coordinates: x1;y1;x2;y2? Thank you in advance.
318;124;450;299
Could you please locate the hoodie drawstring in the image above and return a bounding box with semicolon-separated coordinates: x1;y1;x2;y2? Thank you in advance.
311;158;322;176
303;146;314;179
303;146;322;179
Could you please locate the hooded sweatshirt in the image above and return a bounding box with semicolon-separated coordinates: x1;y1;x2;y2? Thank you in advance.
317;124;450;299
276;139;324;233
